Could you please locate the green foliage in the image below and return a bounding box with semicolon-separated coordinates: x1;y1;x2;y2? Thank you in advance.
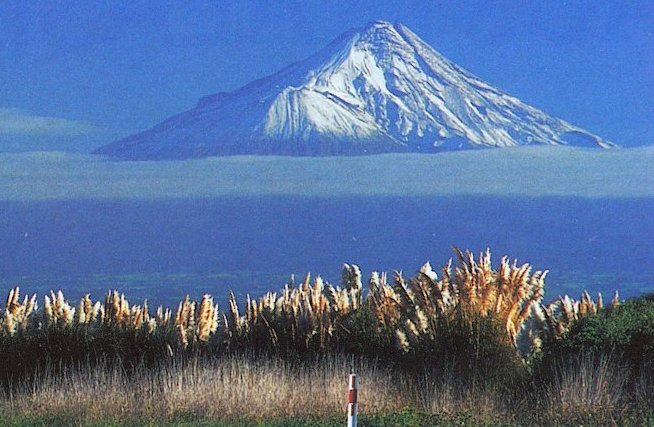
335;302;389;357
396;312;527;387
542;296;654;375
359;408;514;427
0;318;181;386
0;410;513;427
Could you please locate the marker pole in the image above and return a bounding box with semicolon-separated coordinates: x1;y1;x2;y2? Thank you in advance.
347;373;358;427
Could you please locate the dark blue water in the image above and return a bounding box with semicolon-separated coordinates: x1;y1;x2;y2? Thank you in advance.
0;197;652;307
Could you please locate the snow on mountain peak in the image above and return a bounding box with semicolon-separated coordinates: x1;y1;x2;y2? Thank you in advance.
96;21;615;159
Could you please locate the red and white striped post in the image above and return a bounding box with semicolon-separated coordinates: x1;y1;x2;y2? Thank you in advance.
347;373;358;427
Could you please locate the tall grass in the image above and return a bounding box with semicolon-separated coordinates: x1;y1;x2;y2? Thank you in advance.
0;353;649;426
0;355;408;425
544;354;626;418
1;247;648;425
1;248;616;365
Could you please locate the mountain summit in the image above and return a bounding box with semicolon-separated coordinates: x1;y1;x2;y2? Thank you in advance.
96;21;614;159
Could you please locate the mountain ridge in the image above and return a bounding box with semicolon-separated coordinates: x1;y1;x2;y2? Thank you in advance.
96;21;614;160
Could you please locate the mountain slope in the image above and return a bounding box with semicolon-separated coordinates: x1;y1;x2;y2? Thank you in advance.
96;21;614;159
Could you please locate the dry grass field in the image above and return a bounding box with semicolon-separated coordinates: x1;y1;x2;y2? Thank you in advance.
0;354;648;426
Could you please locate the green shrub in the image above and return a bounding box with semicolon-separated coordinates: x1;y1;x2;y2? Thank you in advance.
538;295;654;381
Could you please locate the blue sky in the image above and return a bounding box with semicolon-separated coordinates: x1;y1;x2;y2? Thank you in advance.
1;0;652;152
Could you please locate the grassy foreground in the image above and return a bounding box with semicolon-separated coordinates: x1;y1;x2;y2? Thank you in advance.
1;354;651;427
1;249;653;426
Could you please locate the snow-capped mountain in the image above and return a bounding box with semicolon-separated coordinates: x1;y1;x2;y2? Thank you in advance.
96;21;614;159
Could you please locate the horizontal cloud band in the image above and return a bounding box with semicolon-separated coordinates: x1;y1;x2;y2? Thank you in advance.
0;146;651;200
0;108;96;136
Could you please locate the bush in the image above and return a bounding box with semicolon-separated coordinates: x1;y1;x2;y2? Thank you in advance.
543;296;654;374
395;311;527;388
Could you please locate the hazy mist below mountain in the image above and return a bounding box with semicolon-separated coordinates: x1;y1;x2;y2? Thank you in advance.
0;146;651;201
